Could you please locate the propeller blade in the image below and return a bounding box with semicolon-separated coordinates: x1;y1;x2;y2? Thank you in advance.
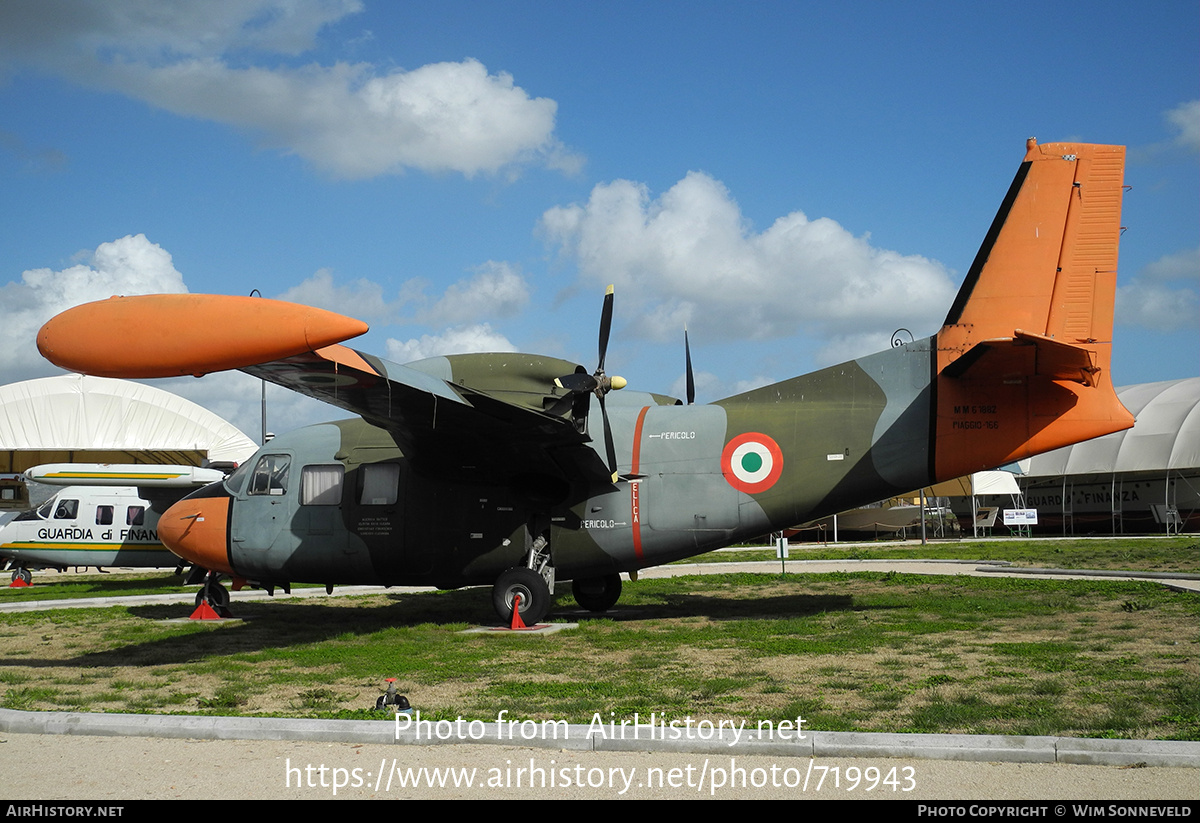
684;326;695;405
554;373;598;394
598;390;618;482
597;284;614;375
551;286;624;481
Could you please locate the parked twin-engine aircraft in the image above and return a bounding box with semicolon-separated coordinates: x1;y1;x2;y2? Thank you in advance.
36;140;1135;623
0;464;225;584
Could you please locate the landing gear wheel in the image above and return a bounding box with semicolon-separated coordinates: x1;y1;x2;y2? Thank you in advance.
195;581;231;616
11;567;32;585
572;574;622;613
493;567;550;625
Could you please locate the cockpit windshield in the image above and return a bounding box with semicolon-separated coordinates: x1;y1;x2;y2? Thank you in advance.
14;497;56;522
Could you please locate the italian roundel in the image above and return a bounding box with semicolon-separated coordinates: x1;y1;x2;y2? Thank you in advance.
721;432;784;494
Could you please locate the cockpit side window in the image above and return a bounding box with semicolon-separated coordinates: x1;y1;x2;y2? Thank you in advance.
248;454;291;496
301;465;344;506
54;499;79;519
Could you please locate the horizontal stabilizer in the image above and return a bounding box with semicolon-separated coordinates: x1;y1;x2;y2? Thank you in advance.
942;330;1099;387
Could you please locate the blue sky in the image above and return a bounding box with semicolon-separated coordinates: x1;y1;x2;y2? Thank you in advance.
1;1;1196;440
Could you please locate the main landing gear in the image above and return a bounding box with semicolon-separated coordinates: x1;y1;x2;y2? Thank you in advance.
488;538;626;625
571;574;622;613
492;567;551;626
491;569;626;625
492;534;554;625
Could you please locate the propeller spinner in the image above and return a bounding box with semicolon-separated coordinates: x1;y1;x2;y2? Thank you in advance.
554;285;626;480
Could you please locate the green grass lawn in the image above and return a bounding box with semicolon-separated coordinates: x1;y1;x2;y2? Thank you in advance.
1;567;1195;741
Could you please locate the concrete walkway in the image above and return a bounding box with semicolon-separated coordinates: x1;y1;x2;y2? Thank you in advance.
4;556;1198;613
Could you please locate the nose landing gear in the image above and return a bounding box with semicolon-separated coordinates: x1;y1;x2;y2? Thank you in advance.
193;573;232;618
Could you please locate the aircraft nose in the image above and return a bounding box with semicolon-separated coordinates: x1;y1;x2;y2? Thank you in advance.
160;492;234;576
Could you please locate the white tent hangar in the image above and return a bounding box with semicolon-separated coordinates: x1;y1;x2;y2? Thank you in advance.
1019;377;1200;534
0;374;257;482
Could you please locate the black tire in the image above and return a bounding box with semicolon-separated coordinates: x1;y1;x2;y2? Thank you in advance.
12;567;32;585
492;567;550;625
195;583;230;610
572;574;622;612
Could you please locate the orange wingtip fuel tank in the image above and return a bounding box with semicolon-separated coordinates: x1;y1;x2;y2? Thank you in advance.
37;294;369;378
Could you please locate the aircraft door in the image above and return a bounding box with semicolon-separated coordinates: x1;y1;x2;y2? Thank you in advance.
230;452;298;562
637;405;740;535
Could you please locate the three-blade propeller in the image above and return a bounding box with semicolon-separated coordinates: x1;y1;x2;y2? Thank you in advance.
554;285;626;481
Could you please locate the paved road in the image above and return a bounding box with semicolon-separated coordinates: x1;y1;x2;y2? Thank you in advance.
2;730;1196;800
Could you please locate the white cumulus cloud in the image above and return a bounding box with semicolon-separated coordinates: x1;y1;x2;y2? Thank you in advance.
422;261;531;324
1166;100;1200;153
386;324;516;364
0;234;187;383
541;172;956;364
275;267;396;323
0;0;581;179
1116;248;1200;331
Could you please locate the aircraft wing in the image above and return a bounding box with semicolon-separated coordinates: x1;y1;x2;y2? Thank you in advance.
241;344;605;482
36;295;608;485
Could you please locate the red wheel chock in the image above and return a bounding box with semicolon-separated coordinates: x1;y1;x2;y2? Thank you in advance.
190;602;222;620
509;593;528;630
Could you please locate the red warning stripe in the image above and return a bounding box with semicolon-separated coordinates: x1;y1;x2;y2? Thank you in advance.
630;406;650;561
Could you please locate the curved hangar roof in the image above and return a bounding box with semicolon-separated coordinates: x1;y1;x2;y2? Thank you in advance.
0;374;257;471
1026;377;1200;477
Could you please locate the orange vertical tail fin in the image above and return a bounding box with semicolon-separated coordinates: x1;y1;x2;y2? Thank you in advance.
934;139;1133;479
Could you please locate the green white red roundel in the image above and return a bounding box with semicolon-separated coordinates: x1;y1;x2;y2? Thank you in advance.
721;432;784;494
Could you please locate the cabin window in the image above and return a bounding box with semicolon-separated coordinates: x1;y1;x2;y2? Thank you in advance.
248;454;291;496
54;499;79;519
127;506;145;526
96;505;114;526
301;465;344;506
358;463;399;506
